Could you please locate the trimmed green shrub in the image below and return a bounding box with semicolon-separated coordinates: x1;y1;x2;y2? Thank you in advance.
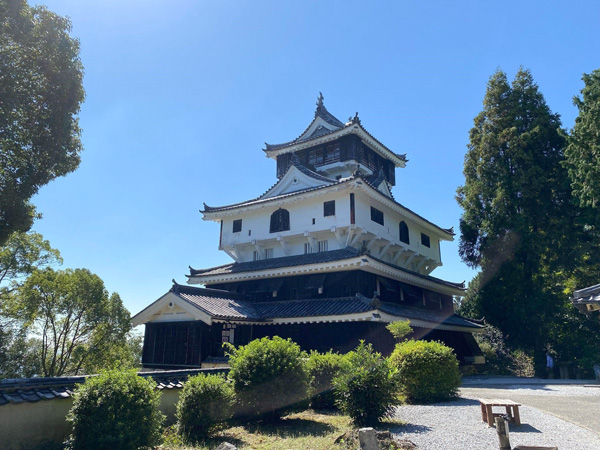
227;336;308;420
66;369;164;450
386;320;413;342
390;339;461;403
332;341;397;426
306;350;343;409
176;373;234;441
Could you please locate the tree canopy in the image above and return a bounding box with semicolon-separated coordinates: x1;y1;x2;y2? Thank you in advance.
4;267;132;377
0;231;61;296
455;68;587;374
0;0;85;245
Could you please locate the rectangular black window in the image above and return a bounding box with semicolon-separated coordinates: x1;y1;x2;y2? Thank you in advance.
232;219;242;233
421;233;431;248
324;200;335;216
370;206;384;225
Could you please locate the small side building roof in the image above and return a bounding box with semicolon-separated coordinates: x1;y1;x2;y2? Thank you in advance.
571;283;600;319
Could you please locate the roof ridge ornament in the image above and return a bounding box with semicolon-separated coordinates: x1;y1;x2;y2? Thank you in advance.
315;92;325;117
171;279;180;294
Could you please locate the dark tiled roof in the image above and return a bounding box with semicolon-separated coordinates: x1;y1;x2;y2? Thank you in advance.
168;284;479;328
572;283;600;303
0;368;228;406
368;255;465;290
571;283;600;318
202;180;337;213
254;296;372;319
173;283;262;320
378;302;481;329
189;247;361;277
188;247;464;291
165;285;481;331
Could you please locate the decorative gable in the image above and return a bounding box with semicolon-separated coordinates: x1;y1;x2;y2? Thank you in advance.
376;179;393;198
296;116;342;142
261;164;334;199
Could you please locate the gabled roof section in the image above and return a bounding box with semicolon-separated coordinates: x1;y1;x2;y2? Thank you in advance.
261;154;335;199
263;95;407;168
202;155;336;213
264;93;345;151
131;281;262;326
366;166;394;199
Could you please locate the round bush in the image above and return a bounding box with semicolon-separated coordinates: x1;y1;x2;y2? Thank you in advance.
389;340;461;403
176;373;234;440
332;341;398;426
227;336;308;420
66;369;164;450
306;350;343;409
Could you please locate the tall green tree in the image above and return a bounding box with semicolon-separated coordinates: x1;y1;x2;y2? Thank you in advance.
0;0;85;245
564;69;600;209
456;69;576;375
5;268;132;377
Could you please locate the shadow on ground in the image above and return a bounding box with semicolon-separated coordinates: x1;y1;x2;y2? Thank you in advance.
464;385;554;391
389;423;433;434
509;424;542;433
243;417;335;437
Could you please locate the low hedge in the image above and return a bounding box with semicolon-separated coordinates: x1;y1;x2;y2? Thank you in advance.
176;373;234;441
389;339;461;403
227;336;308;420
66;369;164;450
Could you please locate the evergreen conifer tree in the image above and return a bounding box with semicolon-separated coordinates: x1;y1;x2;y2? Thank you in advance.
456;69;573;375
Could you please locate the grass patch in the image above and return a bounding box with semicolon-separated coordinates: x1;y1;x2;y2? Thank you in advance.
159;410;408;450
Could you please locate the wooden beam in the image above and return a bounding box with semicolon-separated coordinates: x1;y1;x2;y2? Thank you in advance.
277;236;291;256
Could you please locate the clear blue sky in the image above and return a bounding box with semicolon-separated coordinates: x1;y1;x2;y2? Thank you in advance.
32;0;600;316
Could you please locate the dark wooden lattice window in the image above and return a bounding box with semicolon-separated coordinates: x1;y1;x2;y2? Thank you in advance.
399;221;410;244
421;232;430;248
232;219;242;233
324;200;335;217
370;206;384;225
270;208;290;233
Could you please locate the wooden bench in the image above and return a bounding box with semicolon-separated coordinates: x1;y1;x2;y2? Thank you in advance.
479;398;521;427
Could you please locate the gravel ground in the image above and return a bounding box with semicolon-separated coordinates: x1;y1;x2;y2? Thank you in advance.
462;384;600;397
391;395;600;450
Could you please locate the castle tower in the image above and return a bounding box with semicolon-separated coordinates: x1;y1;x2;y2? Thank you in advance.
133;95;484;369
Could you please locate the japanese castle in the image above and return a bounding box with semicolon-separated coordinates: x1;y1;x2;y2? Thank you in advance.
133;94;484;369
